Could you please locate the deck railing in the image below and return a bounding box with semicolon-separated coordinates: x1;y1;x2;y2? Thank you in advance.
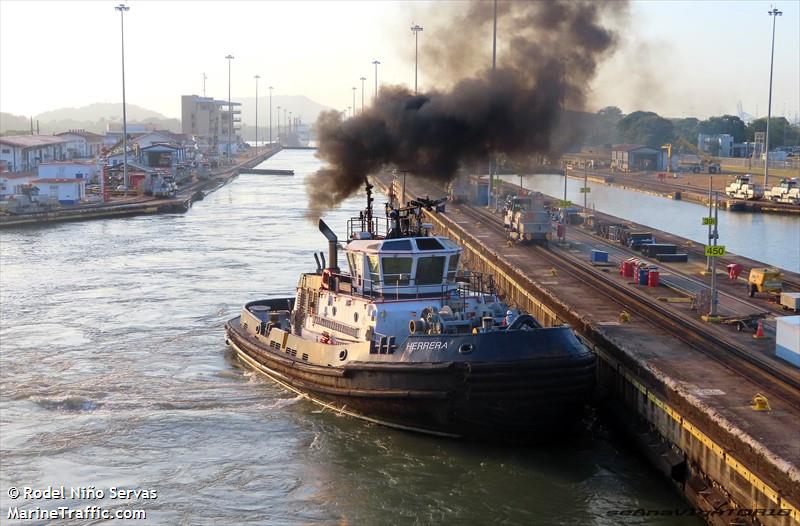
328;269;496;303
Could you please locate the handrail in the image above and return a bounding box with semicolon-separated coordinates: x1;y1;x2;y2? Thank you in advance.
328;269;496;302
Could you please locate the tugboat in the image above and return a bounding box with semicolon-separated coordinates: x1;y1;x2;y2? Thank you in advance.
225;183;595;440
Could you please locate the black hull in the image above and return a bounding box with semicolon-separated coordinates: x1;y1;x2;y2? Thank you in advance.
225;320;596;441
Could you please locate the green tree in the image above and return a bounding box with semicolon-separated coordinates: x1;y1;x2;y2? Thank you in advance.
698;115;746;143
597;106;623;119
583;106;622;145
616;111;674;148
672;117;699;145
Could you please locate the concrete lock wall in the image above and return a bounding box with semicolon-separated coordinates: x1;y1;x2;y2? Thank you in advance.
423;207;799;526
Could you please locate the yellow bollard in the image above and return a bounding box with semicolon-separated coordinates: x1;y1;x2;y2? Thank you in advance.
751;393;771;411
619;310;631;323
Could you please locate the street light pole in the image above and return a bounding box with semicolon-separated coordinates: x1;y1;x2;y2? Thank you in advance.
202;72;207;97
488;0;497;209
254;75;260;149
360;76;366;113
411;24;423;94
115;3;130;196
764;7;782;188
289;111;293;136
372;60;380;103
225;54;234;164
268;86;273;145
352;87;356;117
276;105;281;144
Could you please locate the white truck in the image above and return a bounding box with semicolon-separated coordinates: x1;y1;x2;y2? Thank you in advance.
764;179;800;205
724;174;762;200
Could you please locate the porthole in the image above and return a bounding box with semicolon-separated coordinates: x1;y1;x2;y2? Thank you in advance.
339;349;348;361
459;343;474;354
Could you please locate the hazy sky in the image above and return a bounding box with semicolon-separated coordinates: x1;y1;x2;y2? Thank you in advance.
1;0;798;122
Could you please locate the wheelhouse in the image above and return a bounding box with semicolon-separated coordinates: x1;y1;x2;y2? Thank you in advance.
344;236;461;297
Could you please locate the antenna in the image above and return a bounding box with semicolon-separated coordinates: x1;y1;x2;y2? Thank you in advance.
365;180;374;235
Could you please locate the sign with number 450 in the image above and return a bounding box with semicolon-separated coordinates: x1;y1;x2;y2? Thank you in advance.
704;245;726;257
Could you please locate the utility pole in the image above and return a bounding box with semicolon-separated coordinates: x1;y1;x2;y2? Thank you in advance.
202;72;207;97
706;176;713;274
254;75;260;148
360;76;366;113
411;24;423;94
115;3;130;196
709;192;720;318
583;164;588;210
488;0;497;209
225;54;234;164
268;86;273;145
764;7;782;188
372;60;380;102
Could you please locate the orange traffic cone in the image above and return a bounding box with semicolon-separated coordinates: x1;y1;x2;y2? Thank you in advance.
753;320;767;339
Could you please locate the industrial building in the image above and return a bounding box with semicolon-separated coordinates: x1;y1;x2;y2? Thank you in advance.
37;161;100;183
30;177;86;205
611;144;660;172
0;135;69;172
697;133;734;157
54;130;105;159
181;94;241;157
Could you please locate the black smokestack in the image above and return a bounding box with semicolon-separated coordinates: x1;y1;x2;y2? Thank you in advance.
307;0;625;218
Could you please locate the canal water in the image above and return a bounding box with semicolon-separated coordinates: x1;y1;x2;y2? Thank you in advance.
502;174;800;272
1;150;700;525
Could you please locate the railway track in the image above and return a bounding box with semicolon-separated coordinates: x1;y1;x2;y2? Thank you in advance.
449;201;800;407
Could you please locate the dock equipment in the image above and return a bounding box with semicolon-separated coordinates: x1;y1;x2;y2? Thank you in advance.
641;243;677;257
747;267;783;297
718;313;768;333
655;253;688;263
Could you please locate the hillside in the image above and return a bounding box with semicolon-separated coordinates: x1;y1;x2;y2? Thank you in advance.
1;105;180;135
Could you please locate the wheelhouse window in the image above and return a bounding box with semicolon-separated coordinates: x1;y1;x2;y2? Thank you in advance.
447;254;460;280
416;256;446;285
382;240;412;251
367;255;380;285
416;238;444;251
382;257;412;286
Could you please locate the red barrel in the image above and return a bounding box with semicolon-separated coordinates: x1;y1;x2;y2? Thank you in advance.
648;268;660;287
622;259;636;278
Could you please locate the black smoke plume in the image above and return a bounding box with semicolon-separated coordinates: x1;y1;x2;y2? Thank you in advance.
307;0;625;218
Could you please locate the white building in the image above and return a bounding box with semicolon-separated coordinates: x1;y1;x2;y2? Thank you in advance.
181;94;241;157
698;134;734;158
54;130;105;159
30;178;86;205
0;173;35;196
0;135;69;172
37;161;100;183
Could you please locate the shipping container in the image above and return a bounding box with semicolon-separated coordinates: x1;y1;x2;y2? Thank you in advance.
775;316;800;367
